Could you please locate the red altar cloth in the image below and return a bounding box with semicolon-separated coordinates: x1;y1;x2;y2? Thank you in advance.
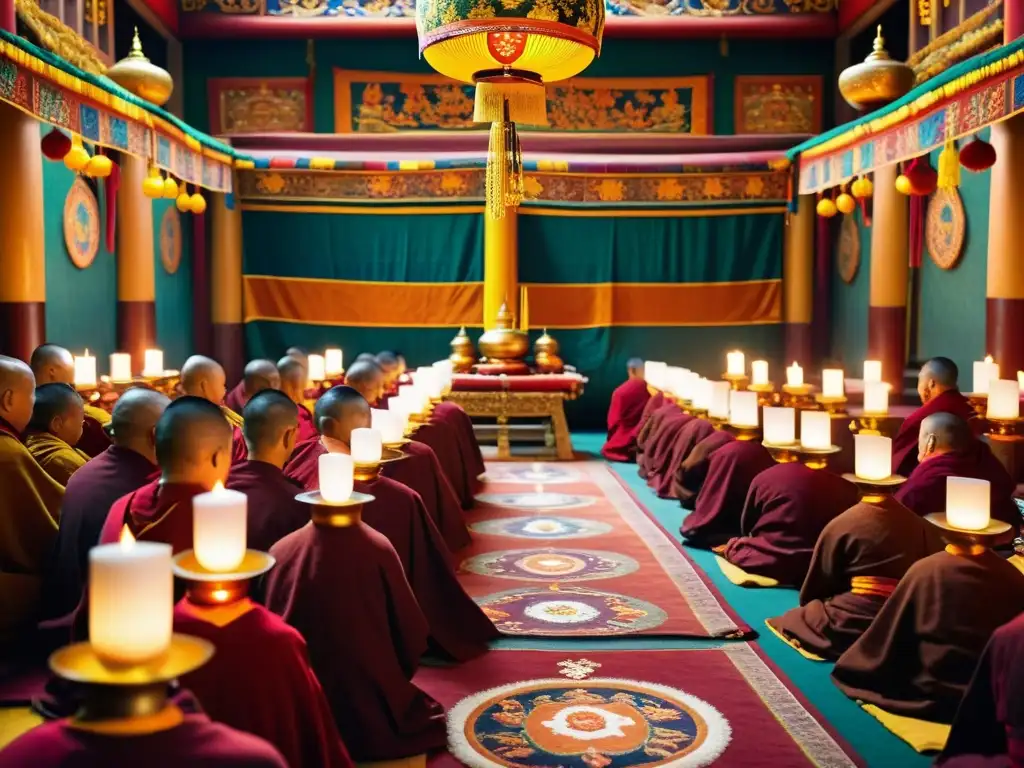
450;372;585;393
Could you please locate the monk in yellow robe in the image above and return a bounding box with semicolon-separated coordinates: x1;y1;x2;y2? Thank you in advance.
30;343;111;457
0;356;62;648
24;383;89;485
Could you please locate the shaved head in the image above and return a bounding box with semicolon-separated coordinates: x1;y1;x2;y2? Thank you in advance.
314;385;370;444
155;396;232;488
30;344;74;385
243;359;280;396
286;347;308;369
918;357;959;404
181;355;227;406
28;383;84;445
277;356;307;405
919;412;974;462
0;356;36;433
376;351;401;389
110;387;171;463
243;389;299;460
345;360;385;406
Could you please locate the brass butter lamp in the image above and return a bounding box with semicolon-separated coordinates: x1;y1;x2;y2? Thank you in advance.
105;28;174;107
477;301;530;375
838;26;915;111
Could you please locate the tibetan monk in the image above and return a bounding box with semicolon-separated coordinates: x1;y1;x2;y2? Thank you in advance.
413;414;477;510
671;430;735;508
344;359;385;407
25;383;88;486
42;388;168;620
286;347;308;370
284;386;498;661
652;416;715;498
226;390;309;552
718;462;861;586
895;412;1018;525
30;343;110;458
640;409;693;484
182;354;246;466
375;350;402;397
767;496;944;659
225;358;280;415
277;356;317;443
633;389;666;468
680;440;775;548
892;357;976;477
832;547;1024;722
601;358;650;462
0;357;62;647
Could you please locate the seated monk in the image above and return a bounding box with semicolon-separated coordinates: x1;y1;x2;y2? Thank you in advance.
277;356;317;444
640;408;693;484
284;386;498;661
681;440;775;548
24;383;89;485
767;495;945;659
343;360;386;408
633;388;667;469
895;413;1018;524
601;358;651;462
718;462;861;586
182;354;246;463
892;357;976;478
226;390;310;552
30;343;110;458
285;347;308;370
832;546;1024;722
416;405;481;510
41;388;168;621
375;350;402;401
651;416;716;498
225;359;280;415
0;357;62;648
671;431;735;508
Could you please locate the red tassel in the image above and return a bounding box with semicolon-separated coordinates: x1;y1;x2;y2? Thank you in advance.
105;161;120;253
908;194;925;268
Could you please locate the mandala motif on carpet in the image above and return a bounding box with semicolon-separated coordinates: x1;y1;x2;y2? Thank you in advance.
476;491;596;510
478;585;668;635
462;548;640;582
448;678;731;767
483;464;583;485
469;516;614;540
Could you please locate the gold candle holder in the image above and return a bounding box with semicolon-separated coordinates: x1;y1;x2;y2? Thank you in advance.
296;489;376;527
763;441;801;464
172;550;275;607
924;513;1012;555
966;393;989;419
722;373;749;391
708;415;730;430
726;423;761;442
351;447;407;482
842;473;907;504
796;444;842;470
815;394;848;415
848;415;890;437
748;382;777;408
781;384;815;409
985;416;1024;438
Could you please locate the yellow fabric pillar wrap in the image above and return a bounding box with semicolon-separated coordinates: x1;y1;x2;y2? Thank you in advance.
0;105;44;303
783;194;815;324
869;164;909;309
211;190;244;325
987;117;1024;299
483;207;518;328
116;155;156;303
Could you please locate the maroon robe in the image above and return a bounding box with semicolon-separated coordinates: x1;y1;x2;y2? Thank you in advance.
173;598;352;768
382;441;471;552
832;550;1024;722
633;391;666;466
895;441;1019;525
641;410;692;485
296;403;317;443
671;431;735;507
264;521;447;761
601;378;651;462
680;441;775;548
226;460;310;552
417;417;476;509
653;417;716;499
721;463;861;586
231;426;248;465
282;438;322;492
225;381;247;415
98;480;206;553
433;401;484;480
768;498;945;658
892;389;976;477
76;413;111;459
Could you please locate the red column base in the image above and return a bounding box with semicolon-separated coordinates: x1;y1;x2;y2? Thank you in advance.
0;301;45;362
868;305;907;403
117;301;157;375
212;322;245;387
785;322;813;367
986;298;1024;377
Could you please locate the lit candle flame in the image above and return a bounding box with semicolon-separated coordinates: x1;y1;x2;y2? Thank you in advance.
84;348;90;356
986;355;994;364
211;588;230;603
213;480;225;492
119;525;136;549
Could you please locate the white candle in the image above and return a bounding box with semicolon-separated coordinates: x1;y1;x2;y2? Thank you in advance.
371;408;404;444
142;349;164;377
89;529;172;664
751;360;769;387
432;360;454;388
973;356;1000;395
1018;370;1024;394
73;349;97;387
325;348;344;377
800;411;831;450
666;367;686;398
351;427;383;463
692;378;713;411
307;354;326;382
415;367;443;399
319;453;354;502
726;351;745;376
109;353;132;383
192;483;247;573
987;379;1020;420
854;434;892;481
387;397;413;432
822;369;845;398
863;381;889;415
645;361;667;390
763;407;795;444
863;360;882;384
729;390;759;427
708;381;731;419
786;362;804;388
946;476;991;531
679;370;698;401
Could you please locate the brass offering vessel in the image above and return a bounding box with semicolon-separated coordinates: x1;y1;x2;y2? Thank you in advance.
105;28;174;106
449;326;477;373
533;329;564;374
477;302;530;375
838;26;914;111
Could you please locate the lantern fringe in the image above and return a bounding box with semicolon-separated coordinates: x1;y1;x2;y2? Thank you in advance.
486;119;523;221
937;140;960;189
474;81;547;126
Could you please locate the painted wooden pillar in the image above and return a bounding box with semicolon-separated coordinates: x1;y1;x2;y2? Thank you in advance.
868;163;909;396
116;155;157;373
483;208;518;329
211;190;244;385
1006;0;1024;41
784;194;815;366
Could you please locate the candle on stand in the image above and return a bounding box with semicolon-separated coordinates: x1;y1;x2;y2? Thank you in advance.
800;411;831;450
854;434;892;481
324;348;344;377
751;360;769;387
89;528;173;664
680;370;698;401
142;349;164;377
387;397;413;432
972;355;1000;394
192;483;247;573
319;453;354;502
763;407;795;444
987;379;1021;420
822;369;845;398
863;360;882;383
415;367;443;399
371;408;404;444
729;390;759;427
666;367;686;398
708;381;731;419
351;427;383;464
863;381;889;415
109;353;132;383
786;362;804;388
946;477;991;531
307;354;326;382
692;378;713;412
73;350;97;387
726;351;745;376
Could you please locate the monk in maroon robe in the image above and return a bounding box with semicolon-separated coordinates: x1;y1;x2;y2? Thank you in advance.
375;351;403;395
832;549;1024;722
174;597;352;768
226;390;310;552
652;417;716;498
225;359;281;415
719;463;861;586
895;413;1018;525
671;430;734;507
601;358;650;462
681;441;775;548
892;357;977;477
767;496;945;658
413;417;475;509
284;386;497;660
29;344;111;458
276;356;318;445
640;409;692;483
637;401;683;479
430;400;484;503
633;390;666;467
344;359;386;407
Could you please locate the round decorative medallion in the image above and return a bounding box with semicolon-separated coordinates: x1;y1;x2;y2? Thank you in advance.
482;464;582;485
476;491;595;510
448;678;731;767
478;585;667;635
160;206;182;275
469;516;613;540
63;178;100;270
462;548;639;582
926;188;966;270
837;213;860;285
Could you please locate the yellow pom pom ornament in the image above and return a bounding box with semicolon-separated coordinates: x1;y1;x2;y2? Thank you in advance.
836;193;856;214
84;154;112;178
63;136;90;172
894;174;913;195
816;198;838;218
162;177;179;199
189;193;206;215
851;176;873;199
142;167;165;199
176;192;192;213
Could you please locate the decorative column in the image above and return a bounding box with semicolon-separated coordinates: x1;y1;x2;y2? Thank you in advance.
483;208;518;329
868;163;909;397
1007;0;1024;41
210;190;244;384
784;194;815;365
116;155;157;372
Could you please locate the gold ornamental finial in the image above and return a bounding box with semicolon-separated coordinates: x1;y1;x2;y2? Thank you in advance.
129;27;148;60
867;25;891;61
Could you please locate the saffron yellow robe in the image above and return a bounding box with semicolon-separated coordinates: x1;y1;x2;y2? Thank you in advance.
84;403;110;427
25;432;90;487
221;405;244;429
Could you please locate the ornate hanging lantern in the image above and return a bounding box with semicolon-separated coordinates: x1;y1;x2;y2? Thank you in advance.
416;0;605;219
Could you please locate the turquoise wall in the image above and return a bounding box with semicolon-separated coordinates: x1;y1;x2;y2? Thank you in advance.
829;209;869;368
153;198;194;369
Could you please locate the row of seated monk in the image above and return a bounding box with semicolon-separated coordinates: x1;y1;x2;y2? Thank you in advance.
0;344;500;766
603;355;1024;764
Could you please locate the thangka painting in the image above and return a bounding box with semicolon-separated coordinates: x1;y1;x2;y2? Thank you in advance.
333;69;712;134
734;75;823;134
208;78;312;135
